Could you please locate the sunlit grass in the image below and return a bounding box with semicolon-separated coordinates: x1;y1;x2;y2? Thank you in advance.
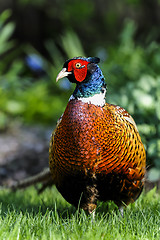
0;186;159;239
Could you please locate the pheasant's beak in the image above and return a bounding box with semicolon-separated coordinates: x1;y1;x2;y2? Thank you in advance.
56;68;72;82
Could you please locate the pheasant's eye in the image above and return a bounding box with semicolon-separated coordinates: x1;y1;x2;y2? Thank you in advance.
75;62;81;68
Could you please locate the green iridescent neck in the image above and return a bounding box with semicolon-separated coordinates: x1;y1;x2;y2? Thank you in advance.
73;65;106;99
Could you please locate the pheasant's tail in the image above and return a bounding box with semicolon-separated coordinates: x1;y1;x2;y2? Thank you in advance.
7;168;54;193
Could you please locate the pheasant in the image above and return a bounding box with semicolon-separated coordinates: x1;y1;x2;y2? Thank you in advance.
49;57;146;215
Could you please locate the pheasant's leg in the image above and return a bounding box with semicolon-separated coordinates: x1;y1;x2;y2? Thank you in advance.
81;178;98;219
119;206;124;217
114;201;124;217
88;203;97;221
91;208;96;222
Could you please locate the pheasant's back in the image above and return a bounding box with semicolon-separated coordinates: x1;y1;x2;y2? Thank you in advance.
49;99;146;209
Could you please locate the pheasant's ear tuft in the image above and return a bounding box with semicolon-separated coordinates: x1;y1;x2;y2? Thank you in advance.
87;57;100;64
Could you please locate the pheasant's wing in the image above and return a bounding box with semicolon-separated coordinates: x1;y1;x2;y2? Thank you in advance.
103;103;146;180
102;103;146;204
111;104;139;131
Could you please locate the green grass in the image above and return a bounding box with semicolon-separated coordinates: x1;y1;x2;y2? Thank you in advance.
0;186;159;240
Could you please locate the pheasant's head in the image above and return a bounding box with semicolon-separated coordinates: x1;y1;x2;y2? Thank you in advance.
56;57;106;104
56;57;100;83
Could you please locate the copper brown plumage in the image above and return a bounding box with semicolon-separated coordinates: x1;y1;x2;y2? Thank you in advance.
49;57;146;214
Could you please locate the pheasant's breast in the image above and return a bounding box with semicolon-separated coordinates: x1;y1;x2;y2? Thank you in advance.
50;99;146;183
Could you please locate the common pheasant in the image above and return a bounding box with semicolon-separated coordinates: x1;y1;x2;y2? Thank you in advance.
49;57;146;214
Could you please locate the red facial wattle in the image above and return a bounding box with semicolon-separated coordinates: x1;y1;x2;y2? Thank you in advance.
67;60;89;82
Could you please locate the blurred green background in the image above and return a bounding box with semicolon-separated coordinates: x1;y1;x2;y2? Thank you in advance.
0;0;160;180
